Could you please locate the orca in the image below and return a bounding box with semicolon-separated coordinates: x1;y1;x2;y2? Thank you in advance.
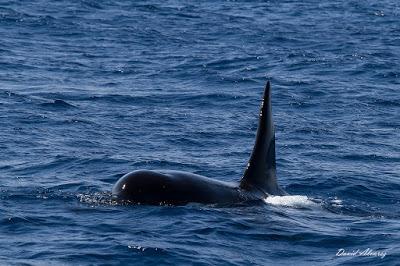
112;81;286;205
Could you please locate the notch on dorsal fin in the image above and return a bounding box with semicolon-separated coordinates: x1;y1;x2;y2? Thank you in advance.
240;81;286;196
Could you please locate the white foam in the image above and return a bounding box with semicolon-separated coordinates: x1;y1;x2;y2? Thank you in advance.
330;197;343;207
77;192;118;206
263;195;317;208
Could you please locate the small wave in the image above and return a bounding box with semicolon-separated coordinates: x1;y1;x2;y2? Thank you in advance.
263;195;318;208
128;245;166;254
40;99;76;109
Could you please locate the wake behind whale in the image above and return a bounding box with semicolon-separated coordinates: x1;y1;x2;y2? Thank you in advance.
112;81;287;205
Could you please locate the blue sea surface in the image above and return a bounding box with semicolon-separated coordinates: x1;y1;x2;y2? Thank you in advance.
1;0;399;265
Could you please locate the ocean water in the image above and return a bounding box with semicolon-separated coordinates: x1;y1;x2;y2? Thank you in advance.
1;0;399;265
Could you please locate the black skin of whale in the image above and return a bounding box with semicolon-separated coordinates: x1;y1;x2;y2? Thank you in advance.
112;81;286;205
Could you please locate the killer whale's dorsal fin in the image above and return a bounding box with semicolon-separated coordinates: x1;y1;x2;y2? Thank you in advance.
240;81;285;196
